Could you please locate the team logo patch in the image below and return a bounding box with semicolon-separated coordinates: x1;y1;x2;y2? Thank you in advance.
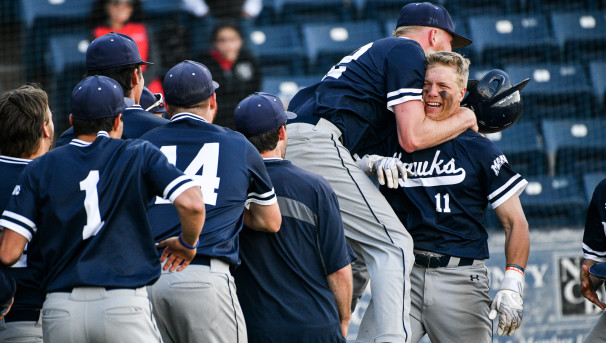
12;185;20;196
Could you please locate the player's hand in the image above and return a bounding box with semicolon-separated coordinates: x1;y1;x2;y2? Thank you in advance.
489;289;523;336
340;319;350;339
157;237;197;272
355;154;412;189
581;264;606;310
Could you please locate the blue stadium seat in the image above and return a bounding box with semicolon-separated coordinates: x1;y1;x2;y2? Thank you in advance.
248;24;306;76
451;16;473;61
261;75;322;108
468;14;559;67
20;0;93;82
45;33;89;131
583;172;606;204
541;119;606;178
551;12;606;63
384;20;397;38
519;175;586;228
525;0;595;13
484;122;547;177
357;0;409;21
273;0;353;24
140;0;185;20
589;61;606;113
505;64;595;122
302;21;382;73
254;0;276;25
445;0;518;17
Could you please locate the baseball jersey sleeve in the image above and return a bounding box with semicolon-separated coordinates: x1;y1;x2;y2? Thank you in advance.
470;137;528;209
244;142;276;207
385;41;425;112
141;142;198;203
583;179;606;262
315;178;356;275
0;166;39;242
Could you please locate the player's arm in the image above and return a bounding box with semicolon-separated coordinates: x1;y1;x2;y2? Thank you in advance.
326;264;353;338
395;101;477;153
157;186;205;272
0;229;28;267
490;194;529;336
244;202;281;233
580;181;606;309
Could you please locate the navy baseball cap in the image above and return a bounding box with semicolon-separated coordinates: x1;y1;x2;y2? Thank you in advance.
71;76;127;120
0;266;15;311
163;60;220;107
396;2;472;49
86;32;153;71
234;92;297;137
140;86;166;114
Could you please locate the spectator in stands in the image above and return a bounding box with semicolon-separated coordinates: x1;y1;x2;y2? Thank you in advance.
196;22;261;129
90;0;163;93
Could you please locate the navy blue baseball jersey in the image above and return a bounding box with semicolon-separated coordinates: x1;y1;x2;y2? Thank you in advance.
0;156;43;320
288;37;425;156
583;179;606;262
141;113;276;266
0;132;196;293
56;104;167;147
234;159;355;343
382;130;528;260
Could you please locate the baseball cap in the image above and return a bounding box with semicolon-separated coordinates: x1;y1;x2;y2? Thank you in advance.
140;86;166;114
234;92;297;137
86;32;153;71
396;2;472;49
0;266;15;312
71;76;127;120
163;60;220;107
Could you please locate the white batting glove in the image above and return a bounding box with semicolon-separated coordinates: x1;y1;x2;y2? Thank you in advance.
354;154;411;189
489;269;524;336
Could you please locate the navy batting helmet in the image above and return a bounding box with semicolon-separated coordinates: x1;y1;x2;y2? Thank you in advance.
462;69;530;133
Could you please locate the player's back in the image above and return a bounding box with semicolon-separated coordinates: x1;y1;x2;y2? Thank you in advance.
7;132;182;293
143;113;275;266
289;37;425;156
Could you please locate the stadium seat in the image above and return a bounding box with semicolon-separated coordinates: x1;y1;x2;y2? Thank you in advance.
384;20;397;38
273;0;354;24
589;61;606;113
302;21;383;73
357;0;410;21
141;0;185;20
551;12;606;63
525;0;596;13
484;122;547;177
519;175;586;228
505;64;595;122
541;119;606;178
451;16;474;61
583;172;606;204
20;0;93;82
248;24;306;76
468;14;559;67
445;0;518;17
45;33;90;132
261;75;323;108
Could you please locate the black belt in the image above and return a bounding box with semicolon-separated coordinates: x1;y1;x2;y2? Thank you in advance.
414;253;474;268
4;309;40;322
190;255;211;266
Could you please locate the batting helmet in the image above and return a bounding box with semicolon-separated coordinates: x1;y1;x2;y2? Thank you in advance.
462;69;530;133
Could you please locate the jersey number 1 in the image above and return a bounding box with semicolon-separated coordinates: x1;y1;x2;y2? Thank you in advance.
80;170;105;240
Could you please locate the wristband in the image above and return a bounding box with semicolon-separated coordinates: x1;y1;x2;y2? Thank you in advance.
506;264;525;276
178;234;199;250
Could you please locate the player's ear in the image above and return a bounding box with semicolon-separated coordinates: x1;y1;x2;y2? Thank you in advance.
113;114;123;130
69;114;73;126
209;93;217;111
278;125;287;140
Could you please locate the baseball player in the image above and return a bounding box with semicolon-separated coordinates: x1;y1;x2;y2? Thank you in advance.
142;61;281;343
581;178;606;342
0;84;54;342
56;32;167;146
378;51;530;341
285;3;475;341
0;266;15;321
232;92;356;342
0;75;205;343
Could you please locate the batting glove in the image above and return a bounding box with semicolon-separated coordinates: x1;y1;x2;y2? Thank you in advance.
489;269;524;336
355;154;411;189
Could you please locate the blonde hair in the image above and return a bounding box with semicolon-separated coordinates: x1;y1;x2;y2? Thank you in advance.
425;51;470;89
392;25;418;37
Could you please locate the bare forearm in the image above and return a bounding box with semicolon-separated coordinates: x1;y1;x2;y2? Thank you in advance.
504;220;530;268
244;202;281;233
326;265;353;325
0;229;28;267
174;187;205;245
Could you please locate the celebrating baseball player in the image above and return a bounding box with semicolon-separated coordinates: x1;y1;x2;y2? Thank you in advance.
285;2;475;341
377;51;530;341
232;92;356;342
0;75;205;343
581;178;606;341
56;32;167;146
0;84;53;342
142;61;281;343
